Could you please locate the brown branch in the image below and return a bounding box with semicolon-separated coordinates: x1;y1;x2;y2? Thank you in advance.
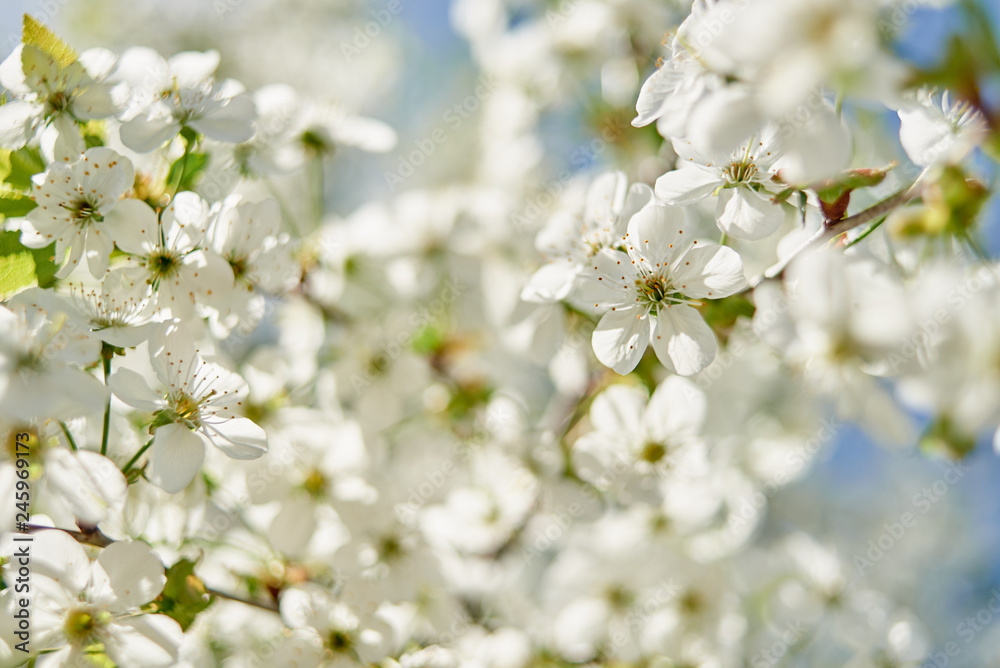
748;183;922;288
16;525;280;614
21;523;115;548
204;586;280;613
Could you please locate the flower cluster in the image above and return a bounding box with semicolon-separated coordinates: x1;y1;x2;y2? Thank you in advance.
1;1;999;666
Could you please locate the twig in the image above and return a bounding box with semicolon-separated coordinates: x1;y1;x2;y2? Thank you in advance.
58;421;78;451
19;525;280;614
748;183;921;288
204;586;280;613
22;523;115;548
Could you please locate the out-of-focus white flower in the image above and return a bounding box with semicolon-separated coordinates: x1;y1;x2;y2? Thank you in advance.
522;171;653;304
206;195;298;332
277;584;394;667
898;88;988;169
115;48;255;153
0;302;106;420
420;448;537;555
573;378;709;501
633;1;751;145
754;251;914;444
0;44;123;159
715;0;904;115
230;84;396;177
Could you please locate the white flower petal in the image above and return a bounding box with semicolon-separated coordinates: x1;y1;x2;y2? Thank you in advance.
716;186;784;240
104;199;160;256
592;305;650;375
671;244;746;299
328;113;397;153
91;541;166;611
188;94;256;144
104;614;183;668
633;64;682;128
148;423;206;494
0;100;39;149
202;417;268;460
583;171;628;230
119;114;181;153
44;450;127;528
687;86;764;156
651;304;717;376
577;249;637;309
0;45;28;95
645;376;706;440
109;367;164;412
625;203;687;267
521;262;578;303
654;164;720;206
10;530;90;595
589;384;647;434
168;50;221;87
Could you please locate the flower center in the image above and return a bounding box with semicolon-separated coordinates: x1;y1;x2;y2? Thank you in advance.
301;129;332;156
163;391;208;429
148;250;182;280
303;469;327;497
228;254;249;282
679;590;705;617
378;534;404;562
605;584;634;612
63;607;108;643
326;629;354;654
15;350;46;374
635;272;672;305
66;198;100;226
634;269;703;310
47;90;70;114
724;159;758;184
639;441;667;464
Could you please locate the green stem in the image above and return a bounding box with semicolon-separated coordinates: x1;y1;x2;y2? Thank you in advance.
309;155;324;230
843;214;887;249
262;176;302;237
101;354;111;456
752;182;921;287
58;421;78;451
719;232;729;246
961;231;992;263
121;439;153;475
171;132;193;198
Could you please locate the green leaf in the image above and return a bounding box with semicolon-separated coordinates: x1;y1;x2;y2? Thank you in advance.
82;120;107;149
411;322;446;355
148;409;180;434
919;415;976;460
0;189;36;218
698;293;756;344
22;14;77;69
149;558;214;631
812;165;895;221
6;146;45;192
0;150;11;184
0;231;56;299
166;151;209;193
